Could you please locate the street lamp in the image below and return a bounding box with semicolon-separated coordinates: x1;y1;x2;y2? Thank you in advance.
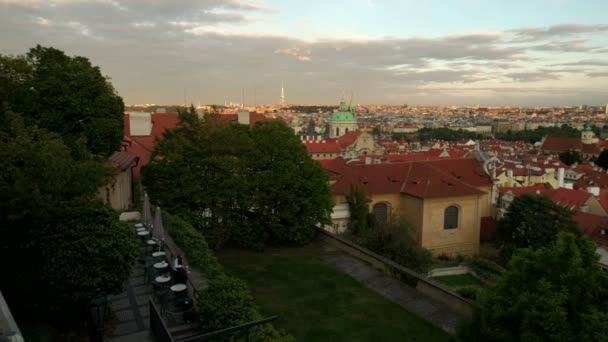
89;292;107;341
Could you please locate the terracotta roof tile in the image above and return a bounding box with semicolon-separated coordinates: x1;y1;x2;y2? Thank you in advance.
109;151;138;171
541;136;582;152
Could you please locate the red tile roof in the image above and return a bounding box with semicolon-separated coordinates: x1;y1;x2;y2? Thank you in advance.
305;141;341;153
573;211;608;246
498;183;549;197
329;158;489;199
541;136;582;152
109;151;138;171
337;131;359;148
499;185;591;211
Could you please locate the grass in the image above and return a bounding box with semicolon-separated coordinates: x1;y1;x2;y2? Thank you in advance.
218;247;451;342
431;274;484;288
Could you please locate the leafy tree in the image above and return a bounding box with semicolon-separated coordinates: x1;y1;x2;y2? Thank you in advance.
415;127;483;142
460;233;608;341
346;185;370;235
559;150;582;166
143;117;333;249
597;149;608;170
0;113;136;318
495;194;580;260
359;216;433;273
246;121;333;245
0;45;124;156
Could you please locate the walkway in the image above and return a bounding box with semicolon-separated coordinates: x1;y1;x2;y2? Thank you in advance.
106;251;154;341
317;242;465;334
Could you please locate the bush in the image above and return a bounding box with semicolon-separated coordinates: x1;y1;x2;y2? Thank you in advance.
456;285;483;300
359;218;433;273
162;212;293;340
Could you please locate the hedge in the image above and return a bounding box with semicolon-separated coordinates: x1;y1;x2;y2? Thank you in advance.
162;212;294;341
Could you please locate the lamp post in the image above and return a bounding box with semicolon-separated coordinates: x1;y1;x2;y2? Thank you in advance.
89;292;107;341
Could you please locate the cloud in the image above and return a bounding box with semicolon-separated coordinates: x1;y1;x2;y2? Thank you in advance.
553;59;608;66
510;23;608;41
0;1;606;105
507;72;560;82
586;72;608;78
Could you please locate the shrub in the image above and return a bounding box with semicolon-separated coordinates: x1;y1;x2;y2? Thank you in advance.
162;212;293;340
456;285;483;300
467;257;505;283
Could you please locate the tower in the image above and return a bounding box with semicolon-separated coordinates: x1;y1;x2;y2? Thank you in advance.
581;121;598;144
329;99;358;138
280;83;285;105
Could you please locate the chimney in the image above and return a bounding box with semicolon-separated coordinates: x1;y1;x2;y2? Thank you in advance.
557;168;565;188
507;169;514;178
365;156;372;165
581;205;589;213
237;109;250;125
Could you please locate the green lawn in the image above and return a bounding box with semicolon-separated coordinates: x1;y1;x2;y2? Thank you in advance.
431;274;484;288
218;248;450;342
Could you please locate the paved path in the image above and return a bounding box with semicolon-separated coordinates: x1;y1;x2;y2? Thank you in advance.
317;243;465;334
106;255;154;341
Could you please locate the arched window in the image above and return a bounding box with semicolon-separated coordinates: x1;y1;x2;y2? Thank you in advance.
345;127;349;134
336;127;339;136
372;203;388;224
444;206;459;229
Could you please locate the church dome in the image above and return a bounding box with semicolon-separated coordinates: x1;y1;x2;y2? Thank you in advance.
331;100;355;121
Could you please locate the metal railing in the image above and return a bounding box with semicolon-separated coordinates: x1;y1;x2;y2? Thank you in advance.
176;316;279;342
150;297;175;342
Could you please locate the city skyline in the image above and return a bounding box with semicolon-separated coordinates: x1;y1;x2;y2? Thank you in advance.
1;0;608;106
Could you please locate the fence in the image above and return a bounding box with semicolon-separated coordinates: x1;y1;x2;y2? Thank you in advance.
316;228;474;318
150;297;175;342
176;316;279;342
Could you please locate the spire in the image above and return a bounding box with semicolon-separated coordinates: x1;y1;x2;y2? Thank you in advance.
280;82;285;105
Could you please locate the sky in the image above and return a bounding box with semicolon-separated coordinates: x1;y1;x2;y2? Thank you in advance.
1;0;608;106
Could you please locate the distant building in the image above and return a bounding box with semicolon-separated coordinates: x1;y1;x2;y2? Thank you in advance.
329;100;358;138
322;158;494;256
97;151;139;211
540;122;604;160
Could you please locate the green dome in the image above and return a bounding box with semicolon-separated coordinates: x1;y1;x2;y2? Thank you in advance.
331;100;355;121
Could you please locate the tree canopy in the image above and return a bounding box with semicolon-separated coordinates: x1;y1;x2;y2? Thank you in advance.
0;113;136;317
559;150;582;166
0;45;124;157
496;124;581;144
142;115;333;249
461;233;608;341
495;193;580;260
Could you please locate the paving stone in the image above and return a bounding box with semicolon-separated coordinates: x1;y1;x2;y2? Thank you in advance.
114;309;135;322
109;298;132;311
112;321;139;336
132;284;152;295
139;306;150;318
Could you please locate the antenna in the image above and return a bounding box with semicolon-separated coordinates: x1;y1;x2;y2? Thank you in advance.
281;82;285;105
348;91;354;109
241;88;244;109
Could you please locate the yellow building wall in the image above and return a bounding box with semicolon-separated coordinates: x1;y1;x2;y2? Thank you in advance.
334;192;482;256
420;195;481;256
585;196;608;216
97;169;133;211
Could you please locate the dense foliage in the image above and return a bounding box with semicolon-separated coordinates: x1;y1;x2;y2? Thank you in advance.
143;114;333;249
392;127;483;142
495;193;580;260
0;113;136;317
162;212;293;341
559;150;582;166
460;233;608;341
287;105;337;113
0;45;124;157
360;218;433;273
345;187;432;273
496;124;580;144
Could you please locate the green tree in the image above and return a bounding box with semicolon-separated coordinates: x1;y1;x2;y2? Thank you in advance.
0;45;124;156
559;150;582;166
346;185;370;235
246;121;333;246
460;233;608;341
495;194;580;260
360;217;433;273
143;117;333;249
597;149;608;170
0;113;136;318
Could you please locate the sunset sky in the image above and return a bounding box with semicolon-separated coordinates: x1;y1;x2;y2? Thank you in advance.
1;0;608;106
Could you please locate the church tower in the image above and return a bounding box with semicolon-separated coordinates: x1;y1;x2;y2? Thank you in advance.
329;100;358;138
581;121;598;144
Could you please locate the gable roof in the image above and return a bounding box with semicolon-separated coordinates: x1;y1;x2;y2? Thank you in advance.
541;136;582;152
329;158;489;199
109;151;138;171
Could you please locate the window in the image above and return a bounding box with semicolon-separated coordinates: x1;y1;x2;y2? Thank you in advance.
444;206;459;229
336;127;339;136
372;203;388;224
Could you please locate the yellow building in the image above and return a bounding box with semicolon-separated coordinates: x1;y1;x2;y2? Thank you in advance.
326;158;493;256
